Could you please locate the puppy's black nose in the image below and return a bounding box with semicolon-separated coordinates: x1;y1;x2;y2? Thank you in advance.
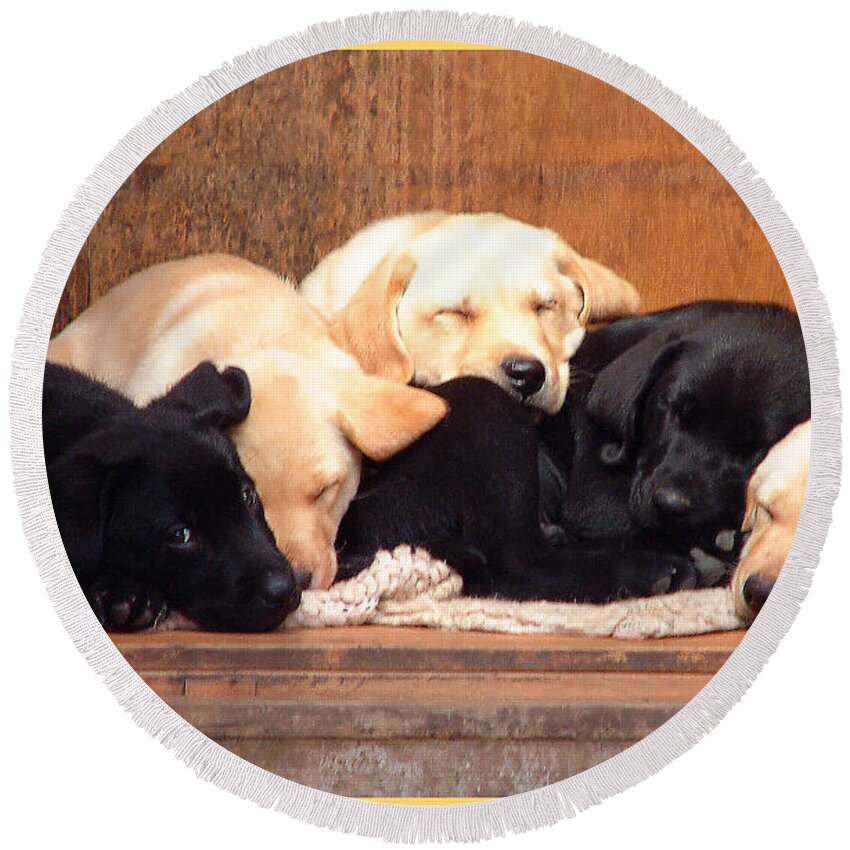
260;568;297;606
501;356;546;399
743;573;775;614
652;486;693;517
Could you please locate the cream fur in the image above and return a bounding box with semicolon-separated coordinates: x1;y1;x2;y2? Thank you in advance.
300;212;640;413
732;420;811;619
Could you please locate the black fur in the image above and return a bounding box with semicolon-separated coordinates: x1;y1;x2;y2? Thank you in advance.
336;377;697;602
43;362;300;632
538;301;810;560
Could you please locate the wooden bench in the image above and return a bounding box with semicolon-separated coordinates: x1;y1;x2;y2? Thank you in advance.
113;627;744;797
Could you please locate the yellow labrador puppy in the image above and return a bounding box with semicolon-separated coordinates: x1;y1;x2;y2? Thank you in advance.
732;420;811;620
301;212;641;414
48;254;448;589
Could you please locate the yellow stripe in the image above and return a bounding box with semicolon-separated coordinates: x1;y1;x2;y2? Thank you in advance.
346;40;503;50
360;798;493;805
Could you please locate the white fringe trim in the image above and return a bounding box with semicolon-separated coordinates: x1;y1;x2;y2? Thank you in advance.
8;10;841;843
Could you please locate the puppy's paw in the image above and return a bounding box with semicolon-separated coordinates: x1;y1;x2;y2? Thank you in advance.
689;546;734;588
541;522;568;547
615;552;698;600
87;574;168;631
431;543;488;574
654;555;699;594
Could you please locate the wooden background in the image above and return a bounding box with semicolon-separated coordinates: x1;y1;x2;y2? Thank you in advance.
53;48;792;333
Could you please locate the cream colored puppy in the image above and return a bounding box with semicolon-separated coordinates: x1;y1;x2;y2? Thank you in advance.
301;212;641;414
732;420;811;620
48;254;448;589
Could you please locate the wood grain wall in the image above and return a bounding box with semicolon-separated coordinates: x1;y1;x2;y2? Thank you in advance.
53;49;792;333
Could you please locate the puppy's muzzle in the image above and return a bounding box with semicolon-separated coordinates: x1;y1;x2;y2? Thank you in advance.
260;568;296;604
741;572;774;615
258;564;301;619
500;356;546;400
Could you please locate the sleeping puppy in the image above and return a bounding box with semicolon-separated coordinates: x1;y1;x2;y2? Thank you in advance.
48;255;447;589
301;212;641;414
336;377;697;602
732;420;811;620
538;301;810;577
44;361;300;632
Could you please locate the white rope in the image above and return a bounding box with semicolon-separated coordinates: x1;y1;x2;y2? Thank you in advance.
286;546;743;637
288;547;462;627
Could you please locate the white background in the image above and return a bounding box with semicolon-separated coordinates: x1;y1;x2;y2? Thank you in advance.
1;1;847;847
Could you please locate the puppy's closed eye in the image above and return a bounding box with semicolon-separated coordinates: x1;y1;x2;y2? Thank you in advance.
313;480;342;503
434;306;475;323
532;297;559;316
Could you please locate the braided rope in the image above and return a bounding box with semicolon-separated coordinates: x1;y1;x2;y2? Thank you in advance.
283;546;745;637
284;547;462;628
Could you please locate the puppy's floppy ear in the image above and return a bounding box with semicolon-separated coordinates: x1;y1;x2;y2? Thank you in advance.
150;361;252;429
587;335;689;466
328;253;416;384
47;453;115;585
336;373;448;461
48;429;153;586
553;238;640;324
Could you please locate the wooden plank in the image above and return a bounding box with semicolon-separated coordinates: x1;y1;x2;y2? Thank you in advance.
113;627;744;674
217;737;637;797
167;696;689;741
143;674;185;699
247;669;708;704
165;696;687;741
153;669;709;705
185;676;256;698
157;670;708;740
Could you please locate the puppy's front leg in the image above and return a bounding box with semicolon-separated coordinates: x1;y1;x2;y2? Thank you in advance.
534;543;700;604
425;539;492;596
86;573;168;631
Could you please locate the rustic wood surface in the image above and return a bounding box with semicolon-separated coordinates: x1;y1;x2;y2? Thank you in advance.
112;627;743;796
117;625;742;673
147;671;709;739
225;739;633;798
53;49;792;333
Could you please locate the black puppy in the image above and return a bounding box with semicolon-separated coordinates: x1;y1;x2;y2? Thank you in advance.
538;301;810;583
336;377;696;602
43;362;300;632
